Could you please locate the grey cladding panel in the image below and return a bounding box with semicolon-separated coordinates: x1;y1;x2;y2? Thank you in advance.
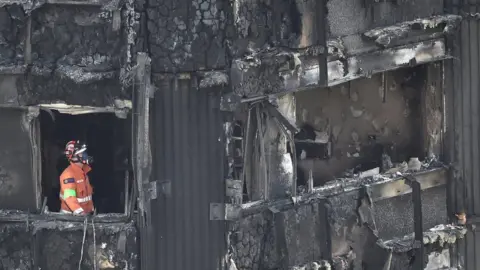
445;1;480;269
147;77;227;270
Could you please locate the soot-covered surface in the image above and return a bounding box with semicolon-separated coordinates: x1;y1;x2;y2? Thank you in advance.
31;6;125;71
0;6;26;66
375;186;448;240
0;224;31;270
0;220;138;270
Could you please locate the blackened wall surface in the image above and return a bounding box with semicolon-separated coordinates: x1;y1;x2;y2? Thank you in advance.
31;6;125;70
229;202;330;270
326;0;444;38
149;78;226;270
0;224;31;270
37;221;138;270
0;6;26;66
0;220;139;270
374;186;447;240
145;0;232;73
22;76;127;106
0;107;38;211
0;4;132;107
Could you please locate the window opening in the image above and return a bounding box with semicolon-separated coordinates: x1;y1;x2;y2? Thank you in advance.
40;110;134;215
235;64;445;203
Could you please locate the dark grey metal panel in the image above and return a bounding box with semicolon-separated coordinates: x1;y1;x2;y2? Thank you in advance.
149;77;227;270
0;107;39;211
445;0;480;269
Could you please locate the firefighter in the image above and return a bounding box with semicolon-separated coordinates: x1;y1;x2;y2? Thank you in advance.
59;140;95;215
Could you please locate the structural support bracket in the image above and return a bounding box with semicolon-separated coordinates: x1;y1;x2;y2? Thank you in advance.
404;174;424;270
210;203;241;221
143;181;158;201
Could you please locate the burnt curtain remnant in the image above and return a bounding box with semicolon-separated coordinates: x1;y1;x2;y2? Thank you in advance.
0;0;476;270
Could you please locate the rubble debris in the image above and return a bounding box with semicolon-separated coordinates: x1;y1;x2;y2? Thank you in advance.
407;157;422;172
359;167;379;179
381;224;467;252
290;261;331;270
198;71;229;89
381;153;393;172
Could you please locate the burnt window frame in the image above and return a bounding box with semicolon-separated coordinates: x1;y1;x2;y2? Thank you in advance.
0;105;137;223
37;108;137;221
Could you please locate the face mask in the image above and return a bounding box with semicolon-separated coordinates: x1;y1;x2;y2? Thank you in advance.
81;151;94;165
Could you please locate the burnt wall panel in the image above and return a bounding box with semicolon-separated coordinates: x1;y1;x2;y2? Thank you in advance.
146;0;231;73
374;186;448;240
20;75;128;107
0;108;38;211
0;6;26;66
0;223;32;270
36;221;138;270
0;75;21;105
31;6;125;71
229;212;278;270
232;0;323;55
149;78;226;270
326;0;444;38
228;202;330;270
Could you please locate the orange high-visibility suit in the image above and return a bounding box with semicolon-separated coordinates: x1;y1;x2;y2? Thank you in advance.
59;164;94;214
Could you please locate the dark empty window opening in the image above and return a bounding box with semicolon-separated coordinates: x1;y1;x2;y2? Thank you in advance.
40;110;134;215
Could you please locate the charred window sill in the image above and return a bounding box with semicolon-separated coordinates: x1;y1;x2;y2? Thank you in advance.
0;210;133;224
0;0;121;12
229;167;447;220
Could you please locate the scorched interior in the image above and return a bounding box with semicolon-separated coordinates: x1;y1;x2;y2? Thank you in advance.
39;110;133;214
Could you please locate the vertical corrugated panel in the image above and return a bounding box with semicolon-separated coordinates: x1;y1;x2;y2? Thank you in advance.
150;78;226;270
445;0;480;268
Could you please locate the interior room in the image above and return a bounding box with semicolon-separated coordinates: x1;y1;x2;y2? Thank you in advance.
234;63;444;201
39;109;133;214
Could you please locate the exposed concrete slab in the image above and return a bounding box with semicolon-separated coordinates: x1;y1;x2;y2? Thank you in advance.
228;38;449;103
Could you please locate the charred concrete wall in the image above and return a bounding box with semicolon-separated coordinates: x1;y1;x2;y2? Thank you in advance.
0;219;138;270
143;0;232;72
0;4;133;107
326;0;444;37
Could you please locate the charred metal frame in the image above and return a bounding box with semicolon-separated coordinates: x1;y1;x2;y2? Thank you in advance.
404;174;425;270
